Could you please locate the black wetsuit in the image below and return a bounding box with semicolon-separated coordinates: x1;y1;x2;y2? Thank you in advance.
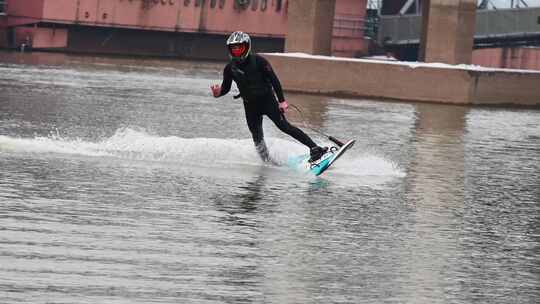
217;54;316;160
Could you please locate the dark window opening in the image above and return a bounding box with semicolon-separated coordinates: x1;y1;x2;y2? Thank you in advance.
0;1;7;14
7;28;15;47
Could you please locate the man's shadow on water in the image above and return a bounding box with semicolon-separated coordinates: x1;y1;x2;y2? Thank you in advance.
211;166;332;224
211;168;269;228
307;177;331;192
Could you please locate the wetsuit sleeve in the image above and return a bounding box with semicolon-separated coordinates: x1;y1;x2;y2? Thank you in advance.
218;64;233;97
259;55;286;103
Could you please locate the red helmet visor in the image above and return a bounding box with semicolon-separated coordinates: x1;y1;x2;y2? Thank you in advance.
229;44;247;58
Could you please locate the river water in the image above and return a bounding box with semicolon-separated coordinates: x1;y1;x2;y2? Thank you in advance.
0;52;538;304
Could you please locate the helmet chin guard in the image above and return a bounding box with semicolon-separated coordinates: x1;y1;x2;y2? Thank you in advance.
227;31;251;61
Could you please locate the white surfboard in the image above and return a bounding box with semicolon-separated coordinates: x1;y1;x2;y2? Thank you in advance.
288;139;356;176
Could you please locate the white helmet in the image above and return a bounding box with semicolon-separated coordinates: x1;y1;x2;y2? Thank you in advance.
226;31;251;61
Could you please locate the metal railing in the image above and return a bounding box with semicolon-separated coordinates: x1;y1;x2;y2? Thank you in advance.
334;14;365;38
475;7;540;39
378;7;540;46
378;13;421;45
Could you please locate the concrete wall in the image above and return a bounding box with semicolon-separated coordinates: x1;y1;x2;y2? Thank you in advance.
472;70;540;105
263;53;540;106
473;47;540;71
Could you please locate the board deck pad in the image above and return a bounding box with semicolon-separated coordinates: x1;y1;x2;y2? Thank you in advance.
288;139;356;176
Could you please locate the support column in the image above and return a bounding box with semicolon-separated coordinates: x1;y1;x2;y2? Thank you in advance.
419;0;477;64
285;0;336;56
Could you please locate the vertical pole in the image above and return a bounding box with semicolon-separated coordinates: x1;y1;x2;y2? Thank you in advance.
418;0;431;61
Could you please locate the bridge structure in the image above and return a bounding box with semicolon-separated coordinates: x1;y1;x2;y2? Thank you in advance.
374;0;540;60
274;0;540;107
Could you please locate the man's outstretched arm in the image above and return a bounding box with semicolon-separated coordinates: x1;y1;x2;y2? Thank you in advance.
211;65;233;97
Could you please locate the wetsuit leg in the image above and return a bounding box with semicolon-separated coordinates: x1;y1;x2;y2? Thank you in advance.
244;101;271;162
263;96;317;149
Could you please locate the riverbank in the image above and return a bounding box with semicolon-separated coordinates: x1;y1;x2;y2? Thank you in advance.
264;53;540;107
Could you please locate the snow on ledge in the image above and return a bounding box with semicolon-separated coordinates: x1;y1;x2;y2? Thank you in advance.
262;52;540;74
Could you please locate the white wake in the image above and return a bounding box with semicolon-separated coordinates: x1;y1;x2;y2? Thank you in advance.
0;128;404;178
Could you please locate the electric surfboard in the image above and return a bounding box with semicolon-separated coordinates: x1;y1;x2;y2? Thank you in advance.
288;139;356;176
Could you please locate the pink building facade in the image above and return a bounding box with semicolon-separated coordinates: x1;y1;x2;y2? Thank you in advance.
333;0;366;57
473;47;540;71
0;0;367;59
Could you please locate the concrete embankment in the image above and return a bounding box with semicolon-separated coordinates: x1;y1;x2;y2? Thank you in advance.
264;53;540;107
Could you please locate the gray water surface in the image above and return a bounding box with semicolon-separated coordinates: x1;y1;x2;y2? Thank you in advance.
1;52;539;304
